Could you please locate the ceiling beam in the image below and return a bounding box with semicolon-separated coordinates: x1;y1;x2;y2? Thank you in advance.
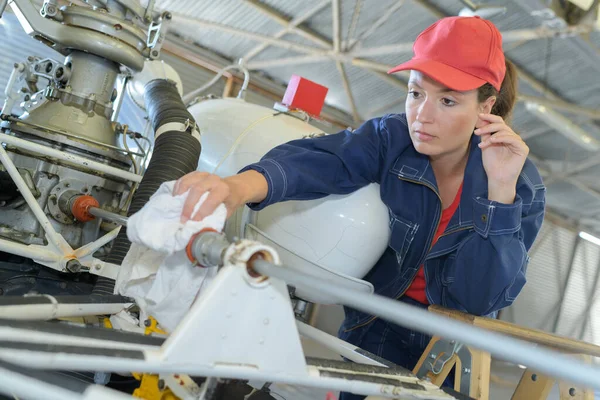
348;25;594;58
345;0;363;51
337;62;361;123
246;55;332;70
172;13;328;56
242;0;331;49
332;0;341;53
242;0;330;61
346;0;406;51
517;94;600;120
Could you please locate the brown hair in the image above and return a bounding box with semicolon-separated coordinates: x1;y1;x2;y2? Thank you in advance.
477;59;518;122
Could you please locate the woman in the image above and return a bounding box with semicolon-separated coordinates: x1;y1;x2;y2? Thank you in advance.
174;15;546;398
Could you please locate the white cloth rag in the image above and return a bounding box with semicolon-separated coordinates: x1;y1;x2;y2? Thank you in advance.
115;180;227;332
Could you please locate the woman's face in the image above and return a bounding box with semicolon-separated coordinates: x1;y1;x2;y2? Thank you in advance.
405;70;495;158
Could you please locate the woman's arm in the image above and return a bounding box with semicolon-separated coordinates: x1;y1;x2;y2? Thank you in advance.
440;162;546;316
176;115;400;220
239;115;396;210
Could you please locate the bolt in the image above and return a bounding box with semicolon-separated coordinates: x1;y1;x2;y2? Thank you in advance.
114;23;122;30
157;379;165;390
45;63;53;73
24;95;30;101
463;368;471;374
94;264;101;270
152;50;159;57
569;388;576;397
429;353;437;359
65;183;70;188
66;259;82;273
111;88;118;102
34;65;40;72
531;374;538;381
165;12;172;20
144;319;151;327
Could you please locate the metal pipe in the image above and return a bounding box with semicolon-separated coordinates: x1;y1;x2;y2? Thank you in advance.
0;363;84;400
251;259;600;391
0;145;73;255
88;207;128;227
0;133;143;183
1;63;25;116
0;237;59;263
0;302;130;320
74;226;121;259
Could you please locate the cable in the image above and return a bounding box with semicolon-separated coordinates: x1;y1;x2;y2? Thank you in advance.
182;62;250;105
121;125;139;213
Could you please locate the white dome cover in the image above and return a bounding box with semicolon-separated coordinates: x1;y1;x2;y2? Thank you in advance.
189;98;390;304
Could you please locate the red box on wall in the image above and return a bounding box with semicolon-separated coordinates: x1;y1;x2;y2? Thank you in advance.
282;75;329;117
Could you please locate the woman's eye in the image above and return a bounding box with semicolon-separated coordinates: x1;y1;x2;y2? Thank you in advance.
442;98;456;106
408;90;421;99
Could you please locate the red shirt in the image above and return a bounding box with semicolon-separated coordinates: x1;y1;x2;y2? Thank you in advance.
404;182;463;304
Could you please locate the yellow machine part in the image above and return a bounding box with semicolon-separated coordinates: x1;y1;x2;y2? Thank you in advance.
105;316;178;400
132;373;179;400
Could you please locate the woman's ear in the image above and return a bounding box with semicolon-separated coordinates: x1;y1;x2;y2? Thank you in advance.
474;96;497;129
480;96;496;115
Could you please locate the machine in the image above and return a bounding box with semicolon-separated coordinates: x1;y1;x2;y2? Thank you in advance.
0;1;599;400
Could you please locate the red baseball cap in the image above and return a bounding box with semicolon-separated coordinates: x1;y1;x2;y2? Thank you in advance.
388;16;505;91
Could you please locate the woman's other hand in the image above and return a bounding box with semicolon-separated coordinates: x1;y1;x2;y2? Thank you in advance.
474;113;529;204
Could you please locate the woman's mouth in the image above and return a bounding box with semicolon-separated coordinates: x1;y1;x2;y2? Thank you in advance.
414;130;435;142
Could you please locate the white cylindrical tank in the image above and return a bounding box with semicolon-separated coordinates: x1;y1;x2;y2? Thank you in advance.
188;98;390;304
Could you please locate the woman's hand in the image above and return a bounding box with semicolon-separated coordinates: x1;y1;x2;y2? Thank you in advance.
474;113;529;204
173;170;268;222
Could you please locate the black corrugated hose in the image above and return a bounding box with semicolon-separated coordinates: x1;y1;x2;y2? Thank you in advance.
92;79;201;295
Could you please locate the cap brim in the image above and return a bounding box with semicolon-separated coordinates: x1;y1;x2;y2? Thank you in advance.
388;59;486;91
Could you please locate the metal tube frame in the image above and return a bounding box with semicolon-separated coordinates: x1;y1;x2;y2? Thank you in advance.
0;144;73;255
0;132;136;273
